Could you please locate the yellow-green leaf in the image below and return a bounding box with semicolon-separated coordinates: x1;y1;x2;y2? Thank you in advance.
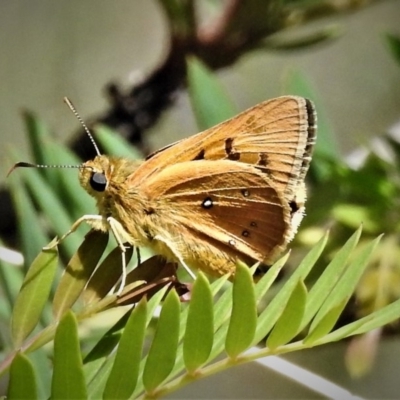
11;243;58;347
225;262;257;358
143;289;180;393
104;299;147;399
53;230;108;319
51;311;87;399
8;352;37;399
267;280;307;349
183;273;213;373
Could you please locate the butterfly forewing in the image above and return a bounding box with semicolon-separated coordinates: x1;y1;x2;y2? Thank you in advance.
131;96;316;200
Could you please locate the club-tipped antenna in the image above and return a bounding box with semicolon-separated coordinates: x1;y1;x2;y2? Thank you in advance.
63;97;101;156
7;161;83;177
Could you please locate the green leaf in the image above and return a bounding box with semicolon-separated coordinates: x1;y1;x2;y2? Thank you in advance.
307;235;381;342
305;300;348;344
143;289;180;393
11;243;58;347
0;241;24;316
28;348;53;399
386;33;400;66
254;233;327;343
103;299;147;399
20;167;80;256
44;140;93;220
263;25;340;50
7;171;49;268
300;228;360;331
8;352;37;399
53;230;108;319
267;280;307;349
225;262;257;358
183;273;214;373
187;56;237;130
254;253;290;302
329;298;400;342
95;124;143;160
51;311;87;399
87;356;116;400
84;310;131;384
22;111;55;184
129;285;171;398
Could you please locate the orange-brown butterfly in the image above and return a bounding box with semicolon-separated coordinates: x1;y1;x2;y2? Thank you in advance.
10;96;316;292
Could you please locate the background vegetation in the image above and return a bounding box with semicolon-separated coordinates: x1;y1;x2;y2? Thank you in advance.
1;1;400;398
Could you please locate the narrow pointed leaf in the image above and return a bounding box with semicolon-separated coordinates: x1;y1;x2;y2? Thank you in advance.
44;141;92;219
300;228;360;330
309;235;381;333
267;280;307;349
84;310;131;384
21;168;80;256
198;255;286;363
103;299;147;399
143;289;180;393
319;298;400;345
305;300;347;344
8;352;37;399
349;298;400;336
212;280;234;331
22;111;57;186
0;254;21;328
208;323;230;363
187;56;237;130
264;25;339;50
53;230;108;319
209;274;230;296
200;281;236;364
254;232;327;343
11;243;58;347
95;124;143;159
128;286;170;398
183;273;213;373
159;274;224;383
51;311;87;399
145;285;170;325
86;308;148;399
225;262;257;358
87;354;116;399
7;171;49;268
254;253;289;302
28;348;52;399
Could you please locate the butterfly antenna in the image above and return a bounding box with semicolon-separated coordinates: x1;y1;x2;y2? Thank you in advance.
63;97;101;156
7;162;82;177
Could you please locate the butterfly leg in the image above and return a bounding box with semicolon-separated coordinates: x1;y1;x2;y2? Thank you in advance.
154;235;197;280
43;214;104;250
107;216;134;296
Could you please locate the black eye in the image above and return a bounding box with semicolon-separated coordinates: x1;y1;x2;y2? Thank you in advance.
90;172;107;192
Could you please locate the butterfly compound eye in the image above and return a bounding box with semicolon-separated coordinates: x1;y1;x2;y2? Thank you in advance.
90;172;107;192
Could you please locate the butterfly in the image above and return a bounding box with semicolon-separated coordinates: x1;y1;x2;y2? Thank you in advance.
11;95;316;291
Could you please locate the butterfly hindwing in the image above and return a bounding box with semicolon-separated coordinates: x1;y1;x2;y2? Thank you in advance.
142;160;291;264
